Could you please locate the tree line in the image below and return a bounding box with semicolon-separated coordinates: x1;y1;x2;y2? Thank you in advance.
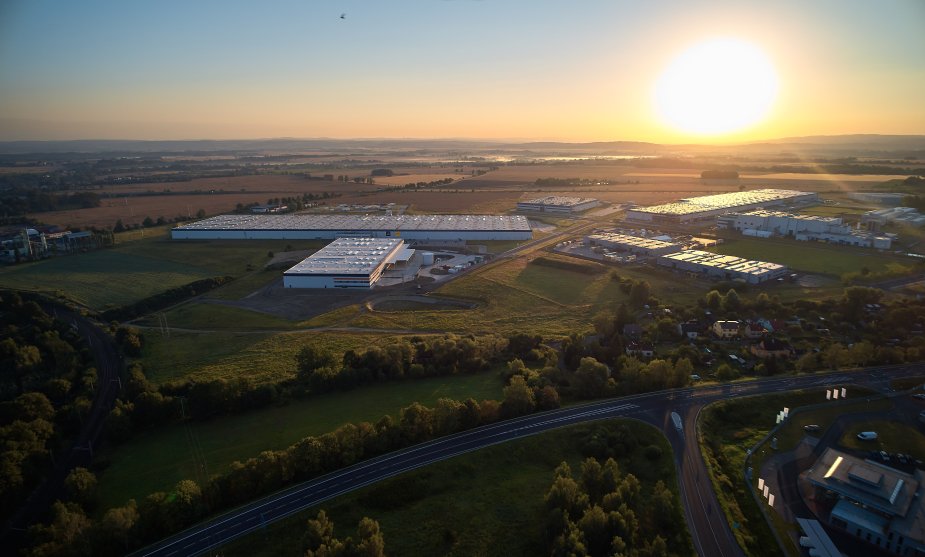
0;292;97;521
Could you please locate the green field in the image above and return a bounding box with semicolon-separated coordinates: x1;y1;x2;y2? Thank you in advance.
346;254;711;337
137;302;298;331
839;420;925;459
141;330;408;385
97;371;505;510
714;237;914;277
0;236;323;311
217;420;692;557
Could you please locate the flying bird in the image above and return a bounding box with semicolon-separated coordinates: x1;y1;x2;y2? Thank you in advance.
340;13;346;19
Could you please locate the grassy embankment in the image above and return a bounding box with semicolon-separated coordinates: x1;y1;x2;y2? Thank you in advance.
699;387;888;557
97;371;505;511
216;420;693;557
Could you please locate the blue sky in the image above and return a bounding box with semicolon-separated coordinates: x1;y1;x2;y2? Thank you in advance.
0;0;923;141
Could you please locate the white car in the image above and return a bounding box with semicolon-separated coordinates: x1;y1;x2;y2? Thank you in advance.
857;431;879;441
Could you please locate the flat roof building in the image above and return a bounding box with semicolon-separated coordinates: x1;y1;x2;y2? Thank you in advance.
171;214;532;241
517;196;600;214
802;448;925;556
656;249;788;283
719;210;892;249
587;232;682;256
626;189;818;224
283;238;408;289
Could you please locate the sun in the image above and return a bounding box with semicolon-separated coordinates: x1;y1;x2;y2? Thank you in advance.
654;38;779;136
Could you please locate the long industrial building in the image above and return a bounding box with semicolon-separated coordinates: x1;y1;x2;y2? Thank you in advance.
586;232;682;256
656;249;788;283
719;210;892;249
626;189;817;225
171;214;532;241
283;237;410;289
517;196;600;214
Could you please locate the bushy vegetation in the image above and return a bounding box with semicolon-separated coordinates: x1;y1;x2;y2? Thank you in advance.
101;276;233;321
0;292;95;520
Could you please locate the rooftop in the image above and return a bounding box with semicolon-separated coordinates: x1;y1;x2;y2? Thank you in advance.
805;448;920;518
174;214;532;232
737;209;842;223
588;232;680;250
632;189;814;216
519;196;598;207
659;249;787;278
284;238;404;276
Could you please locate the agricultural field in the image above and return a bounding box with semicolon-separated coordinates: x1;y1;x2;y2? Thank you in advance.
712;236;916;278
217;420;691;557
96;371;506;510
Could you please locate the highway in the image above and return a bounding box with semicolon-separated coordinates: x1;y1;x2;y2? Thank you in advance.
132;364;924;557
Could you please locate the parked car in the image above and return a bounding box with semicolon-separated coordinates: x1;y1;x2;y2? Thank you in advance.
879;450;890;462
912;394;925;401
857;431;879;441
803;424;821;433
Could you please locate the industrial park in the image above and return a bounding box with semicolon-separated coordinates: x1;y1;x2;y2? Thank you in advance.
1;1;924;554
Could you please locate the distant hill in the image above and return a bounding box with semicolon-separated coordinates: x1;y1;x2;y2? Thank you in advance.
0;134;922;158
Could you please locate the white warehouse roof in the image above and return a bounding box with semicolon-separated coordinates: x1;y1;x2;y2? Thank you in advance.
174;214;531;232
285;238;404;276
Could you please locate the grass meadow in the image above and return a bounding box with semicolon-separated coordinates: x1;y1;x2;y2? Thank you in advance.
713;237;915;278
141;330;407;385
216;420;691;557
0;234;324;311
97;371;506;510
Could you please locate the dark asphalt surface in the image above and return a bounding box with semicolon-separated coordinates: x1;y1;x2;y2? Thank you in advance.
132;364;925;557
0;307;123;549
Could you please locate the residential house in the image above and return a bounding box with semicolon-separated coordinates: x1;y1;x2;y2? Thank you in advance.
625;340;655;358
712;320;740;339
678;321;703;340
744;323;768;339
622;323;643;339
750;338;793;359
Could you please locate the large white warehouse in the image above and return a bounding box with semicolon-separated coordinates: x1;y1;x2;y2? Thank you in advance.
719;210;892;249
657;249;788;284
517;196;600;214
171;214;532;241
283;237;409;289
626;189;817;225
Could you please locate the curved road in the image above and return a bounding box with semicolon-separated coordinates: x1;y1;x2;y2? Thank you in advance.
132;364;924;557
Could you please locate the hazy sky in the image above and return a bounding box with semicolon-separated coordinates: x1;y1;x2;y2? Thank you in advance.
1;0;923;142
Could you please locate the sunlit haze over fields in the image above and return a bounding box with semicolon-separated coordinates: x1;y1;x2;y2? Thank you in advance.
0;0;923;142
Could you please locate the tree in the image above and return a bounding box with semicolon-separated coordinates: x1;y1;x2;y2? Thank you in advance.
297;346;337;379
142;216;154;227
195;208;206;218
501;375;536;418
722;289;741;312
704;290;722;311
628;280;651;308
575;357;610;399
536;385;561;411
65;467;98;510
113;219;126;233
